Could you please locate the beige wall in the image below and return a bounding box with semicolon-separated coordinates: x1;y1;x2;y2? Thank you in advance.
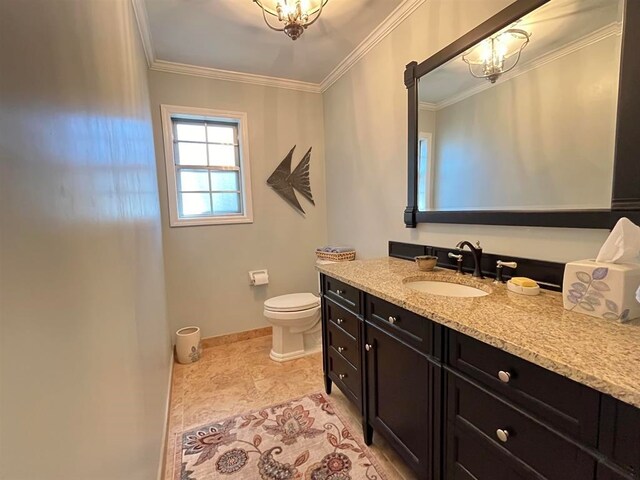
323;0;611;263
0;1;171;479
148;71;327;339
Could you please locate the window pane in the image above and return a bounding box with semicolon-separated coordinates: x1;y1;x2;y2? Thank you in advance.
175;123;206;142
178;169;210;192
210;171;239;191
418;138;428;211
179;193;212;217
212;193;241;214
208;144;237;167
177;142;207;166
207;125;235;144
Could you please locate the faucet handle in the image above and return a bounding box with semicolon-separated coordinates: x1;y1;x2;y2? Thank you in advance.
475;241;482;249
448;252;464;275
495;260;517;284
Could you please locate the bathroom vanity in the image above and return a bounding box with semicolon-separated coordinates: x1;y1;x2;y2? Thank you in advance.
318;257;640;480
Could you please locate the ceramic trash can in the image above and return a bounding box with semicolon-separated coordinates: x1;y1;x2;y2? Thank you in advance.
175;326;201;364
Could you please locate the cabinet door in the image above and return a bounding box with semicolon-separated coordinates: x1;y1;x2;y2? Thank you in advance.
365;322;438;480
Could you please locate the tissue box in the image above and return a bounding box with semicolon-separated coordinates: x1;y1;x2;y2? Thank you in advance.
563;259;640;322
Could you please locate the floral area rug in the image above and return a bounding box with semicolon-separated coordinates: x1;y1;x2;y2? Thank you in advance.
175;393;387;480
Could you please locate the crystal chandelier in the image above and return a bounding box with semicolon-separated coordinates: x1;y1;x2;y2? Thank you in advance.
253;0;329;41
462;28;530;83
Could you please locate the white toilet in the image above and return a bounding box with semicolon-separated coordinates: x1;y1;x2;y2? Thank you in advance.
264;292;321;362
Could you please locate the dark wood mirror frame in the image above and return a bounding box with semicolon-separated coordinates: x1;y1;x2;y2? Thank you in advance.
404;0;640;229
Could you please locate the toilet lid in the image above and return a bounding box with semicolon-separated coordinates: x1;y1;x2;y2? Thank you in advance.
264;293;320;312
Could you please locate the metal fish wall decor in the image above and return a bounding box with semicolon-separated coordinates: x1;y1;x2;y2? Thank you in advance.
267;145;315;215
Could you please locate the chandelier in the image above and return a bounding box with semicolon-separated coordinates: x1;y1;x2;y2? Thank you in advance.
462;28;530;83
253;0;329;40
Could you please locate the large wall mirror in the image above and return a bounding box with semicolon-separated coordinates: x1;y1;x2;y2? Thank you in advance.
405;0;640;229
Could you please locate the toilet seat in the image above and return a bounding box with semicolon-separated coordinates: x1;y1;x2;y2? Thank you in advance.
264;293;320;312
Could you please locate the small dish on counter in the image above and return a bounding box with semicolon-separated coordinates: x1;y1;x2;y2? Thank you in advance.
415;255;438;271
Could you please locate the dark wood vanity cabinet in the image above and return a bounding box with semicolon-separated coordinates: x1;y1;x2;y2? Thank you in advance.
320;274;640;480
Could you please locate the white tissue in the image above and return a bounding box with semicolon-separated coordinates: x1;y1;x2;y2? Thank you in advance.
249;270;269;286
595;217;640;264
252;272;269;286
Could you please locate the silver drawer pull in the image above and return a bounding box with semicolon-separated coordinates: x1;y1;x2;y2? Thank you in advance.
336;289;344;295
498;370;511;383
336;318;344;325
365;343;372;352
388;316;397;324
496;429;510;443
339;373;347;380
337;346;346;353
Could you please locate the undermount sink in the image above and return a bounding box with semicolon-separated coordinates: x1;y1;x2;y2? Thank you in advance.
405;280;489;298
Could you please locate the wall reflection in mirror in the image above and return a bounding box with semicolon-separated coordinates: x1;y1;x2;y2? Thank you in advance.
417;0;623;212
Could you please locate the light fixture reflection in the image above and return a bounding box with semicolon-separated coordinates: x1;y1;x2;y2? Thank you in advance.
462;28;531;83
253;0;329;41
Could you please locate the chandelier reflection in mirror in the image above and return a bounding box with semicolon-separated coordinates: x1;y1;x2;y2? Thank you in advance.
462;28;531;83
253;0;329;40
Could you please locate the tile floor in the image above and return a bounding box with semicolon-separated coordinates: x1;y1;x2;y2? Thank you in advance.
164;334;418;479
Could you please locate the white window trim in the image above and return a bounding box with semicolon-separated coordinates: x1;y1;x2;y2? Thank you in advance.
418;131;434;211
160;104;253;227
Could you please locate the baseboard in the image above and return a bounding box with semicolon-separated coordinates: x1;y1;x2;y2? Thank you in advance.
200;326;272;349
157;350;175;480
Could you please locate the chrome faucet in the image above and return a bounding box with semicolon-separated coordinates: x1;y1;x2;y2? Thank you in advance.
456;240;484;279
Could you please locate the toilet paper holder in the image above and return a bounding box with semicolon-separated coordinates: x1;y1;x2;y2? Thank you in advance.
249;269;269;286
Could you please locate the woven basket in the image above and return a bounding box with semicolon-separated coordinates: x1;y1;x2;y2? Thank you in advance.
316;250;356;262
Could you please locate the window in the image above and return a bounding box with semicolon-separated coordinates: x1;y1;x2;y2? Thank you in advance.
160;105;253;226
417;132;434;211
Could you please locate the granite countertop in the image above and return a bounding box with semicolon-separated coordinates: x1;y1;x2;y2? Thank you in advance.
317;257;640;408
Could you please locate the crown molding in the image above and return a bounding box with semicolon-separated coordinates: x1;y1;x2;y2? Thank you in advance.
150;60;322;93
319;0;426;92
131;0;425;94
427;22;622;111
418;102;437;111
131;0;155;67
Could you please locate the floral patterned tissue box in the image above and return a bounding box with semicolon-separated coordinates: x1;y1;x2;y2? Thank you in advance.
563;259;640;322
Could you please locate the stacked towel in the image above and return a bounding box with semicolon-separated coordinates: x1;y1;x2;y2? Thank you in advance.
316;246;355;253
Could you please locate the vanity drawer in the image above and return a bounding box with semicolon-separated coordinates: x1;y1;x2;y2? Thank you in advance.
447;371;596;480
448;330;600;445
446;420;540;480
365;295;434;355
597;462;635;480
599;395;640;476
325;298;359;339
327;320;359;369
328;347;360;406
323;276;360;313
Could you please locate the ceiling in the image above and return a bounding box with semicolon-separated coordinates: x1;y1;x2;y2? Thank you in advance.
141;0;406;85
419;0;623;105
